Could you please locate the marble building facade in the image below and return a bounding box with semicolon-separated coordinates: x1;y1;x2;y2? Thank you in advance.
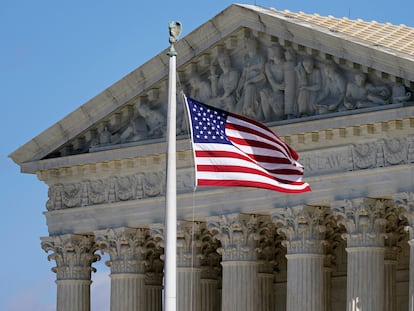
10;4;414;311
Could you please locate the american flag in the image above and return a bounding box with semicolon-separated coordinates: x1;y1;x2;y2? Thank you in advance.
184;96;311;193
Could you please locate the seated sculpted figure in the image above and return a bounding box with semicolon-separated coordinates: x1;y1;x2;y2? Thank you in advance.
296;56;322;117
344;72;391;110
315;62;346;114
236;36;267;119
260;44;285;121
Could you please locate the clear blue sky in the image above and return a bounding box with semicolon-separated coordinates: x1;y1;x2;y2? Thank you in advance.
2;0;413;310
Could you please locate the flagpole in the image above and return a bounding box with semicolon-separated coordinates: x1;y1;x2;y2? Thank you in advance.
165;21;181;311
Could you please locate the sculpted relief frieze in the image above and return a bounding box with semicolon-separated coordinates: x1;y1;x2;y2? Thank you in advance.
50;28;413;158
45;136;413;211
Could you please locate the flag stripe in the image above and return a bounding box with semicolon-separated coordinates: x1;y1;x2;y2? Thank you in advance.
194;149;304;182
226;121;293;159
197;179;310;194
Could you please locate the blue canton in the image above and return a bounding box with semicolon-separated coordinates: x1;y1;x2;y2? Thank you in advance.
187;98;231;144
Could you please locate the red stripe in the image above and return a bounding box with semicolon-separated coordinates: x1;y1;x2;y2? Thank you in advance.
197;179;311;193
195;149;253;162
195;149;292;165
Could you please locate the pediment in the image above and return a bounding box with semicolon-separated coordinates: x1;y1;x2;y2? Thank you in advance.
10;4;414;166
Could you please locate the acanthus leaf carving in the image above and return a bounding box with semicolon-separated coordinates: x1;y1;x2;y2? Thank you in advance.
41;234;100;280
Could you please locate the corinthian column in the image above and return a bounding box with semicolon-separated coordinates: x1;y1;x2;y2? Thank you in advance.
145;233;164;311
272;205;328;311
95;227;147;311
207;213;259;311
176;221;203;311
257;216;277;311
394;192;414;311
333;198;387;311
200;228;221;311
41;234;99;311
323;215;345;311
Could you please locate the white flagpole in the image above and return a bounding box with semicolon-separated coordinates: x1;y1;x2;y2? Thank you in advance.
165;21;181;311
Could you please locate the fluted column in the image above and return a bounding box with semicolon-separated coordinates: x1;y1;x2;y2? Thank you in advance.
384;201;406;311
207;213;259;311
95;227;147;311
394;192;414;311
272;205;328;311
41;234;99;311
333;198;387;311
176;221;203;311
145;232;164;311
200;228;221;311
324;214;345;311
257;216;276;311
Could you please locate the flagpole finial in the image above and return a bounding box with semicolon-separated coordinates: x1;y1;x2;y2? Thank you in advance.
168;21;182;57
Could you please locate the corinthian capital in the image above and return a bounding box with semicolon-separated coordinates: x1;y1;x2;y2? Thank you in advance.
177;221;203;267
271;205;328;254
94;227;148;274
41;234;99;280
332;198;387;247
207;213;259;261
394;192;414;239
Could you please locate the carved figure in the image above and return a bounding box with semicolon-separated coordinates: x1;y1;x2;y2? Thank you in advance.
316;62;346;114
98;126;112;145
344;72;390;110
260;44;285;121
296;56;322;116
391;83;411;104
119;114;148;143
136;101;166;138
189;74;212;104
236;36;267;119
210;52;240;111
283;47;298;118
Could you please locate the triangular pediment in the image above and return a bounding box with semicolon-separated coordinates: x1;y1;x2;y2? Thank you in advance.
10;4;414;167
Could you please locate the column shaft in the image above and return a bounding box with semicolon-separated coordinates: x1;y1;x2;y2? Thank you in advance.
258;273;275;311
200;279;220;311
146;285;163;311
110;274;146;311
286;254;325;311
324;267;333;311
177;267;201;311
409;240;414;311
56;280;91;311
384;258;397;311
346;247;384;311
221;261;258;311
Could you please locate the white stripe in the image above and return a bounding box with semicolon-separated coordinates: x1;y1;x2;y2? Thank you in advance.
197;171;308;191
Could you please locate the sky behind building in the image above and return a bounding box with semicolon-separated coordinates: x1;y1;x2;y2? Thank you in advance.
2;0;413;309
